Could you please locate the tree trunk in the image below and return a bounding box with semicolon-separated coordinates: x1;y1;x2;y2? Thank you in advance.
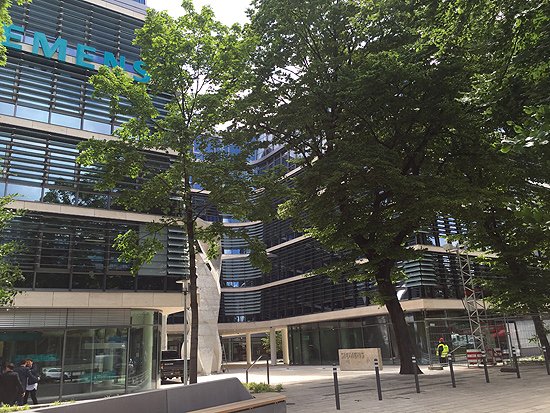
185;201;199;384
376;265;422;375
532;313;550;353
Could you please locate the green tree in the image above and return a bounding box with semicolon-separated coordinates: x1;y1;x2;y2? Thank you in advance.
77;2;267;383
451;178;550;351
504;105;550;231
447;0;550;351
0;195;25;305
1;0;30;65
0;1;29;304
238;0;495;374
261;331;282;356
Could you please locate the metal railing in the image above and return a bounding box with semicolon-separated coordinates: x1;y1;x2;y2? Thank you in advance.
245;355;265;384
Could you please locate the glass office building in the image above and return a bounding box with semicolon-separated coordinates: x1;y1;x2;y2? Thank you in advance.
0;0;193;402
214;143;494;365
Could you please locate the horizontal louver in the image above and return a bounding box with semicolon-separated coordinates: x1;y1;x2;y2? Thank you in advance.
0;308;130;328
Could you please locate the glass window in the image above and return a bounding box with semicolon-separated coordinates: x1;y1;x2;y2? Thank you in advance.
72;273;104;290
82;119;111;135
6;184;42;201
43;188;76;205
128;315;159;393
62;328;128;400
137;276;165;291
0;102;15;116
0;330;63;404
51;112;82;129
106;275;135;291
15;106;49;123
35;273;70;289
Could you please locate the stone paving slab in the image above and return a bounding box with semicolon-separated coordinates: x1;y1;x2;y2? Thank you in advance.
195;363;550;412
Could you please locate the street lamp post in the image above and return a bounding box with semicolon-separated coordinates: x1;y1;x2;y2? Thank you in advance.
177;279;190;385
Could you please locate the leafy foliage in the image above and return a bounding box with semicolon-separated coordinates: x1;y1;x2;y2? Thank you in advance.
243;382;282;393
0;195;25;306
0;0;30;66
441;0;550;349
237;0;506;373
503;105;550;232
0;403;29;411
261;330;282;353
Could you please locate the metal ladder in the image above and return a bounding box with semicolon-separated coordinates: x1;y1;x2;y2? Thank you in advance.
221;338;229;372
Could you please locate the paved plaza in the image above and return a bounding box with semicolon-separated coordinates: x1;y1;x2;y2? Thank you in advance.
192;362;550;412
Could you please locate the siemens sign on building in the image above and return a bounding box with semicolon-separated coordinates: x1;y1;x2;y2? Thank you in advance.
2;25;150;82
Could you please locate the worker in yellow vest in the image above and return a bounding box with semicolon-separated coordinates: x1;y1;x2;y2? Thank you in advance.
437;338;449;364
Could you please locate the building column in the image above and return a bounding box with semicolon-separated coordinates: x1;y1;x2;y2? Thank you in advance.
281;327;290;365
246;333;252;365
160;314;168;350
270;327;277;366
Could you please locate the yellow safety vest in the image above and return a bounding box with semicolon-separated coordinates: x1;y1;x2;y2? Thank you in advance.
437;343;449;358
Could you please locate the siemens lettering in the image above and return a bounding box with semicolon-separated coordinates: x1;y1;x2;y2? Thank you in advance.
2;25;150;83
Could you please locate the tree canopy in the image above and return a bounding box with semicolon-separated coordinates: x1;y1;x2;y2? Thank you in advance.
448;0;550;347
74;0;550;375
234;0;550;372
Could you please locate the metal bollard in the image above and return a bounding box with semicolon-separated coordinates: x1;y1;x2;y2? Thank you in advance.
412;356;420;393
266;359;270;385
512;347;521;379
333;363;340;410
481;350;490;383
448;355;456;388
543;347;550;376
374;358;382;401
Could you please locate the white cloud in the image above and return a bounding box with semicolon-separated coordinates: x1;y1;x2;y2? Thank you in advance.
146;0;251;26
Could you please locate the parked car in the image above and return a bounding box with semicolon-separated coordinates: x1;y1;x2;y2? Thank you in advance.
161;350;188;383
42;367;69;380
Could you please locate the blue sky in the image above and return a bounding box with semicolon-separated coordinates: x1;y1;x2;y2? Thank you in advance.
146;0;251;26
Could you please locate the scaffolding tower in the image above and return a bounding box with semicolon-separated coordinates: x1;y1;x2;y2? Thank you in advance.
446;244;488;353
457;246;489;352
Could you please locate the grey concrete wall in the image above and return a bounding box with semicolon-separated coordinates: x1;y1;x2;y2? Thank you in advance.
34;378;253;413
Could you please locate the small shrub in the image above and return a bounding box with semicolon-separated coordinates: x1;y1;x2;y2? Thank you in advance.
243;382;283;393
519;355;545;363
0;405;30;412
52;400;75;405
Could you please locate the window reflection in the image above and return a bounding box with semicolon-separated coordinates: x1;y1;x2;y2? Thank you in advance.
34;273;70;289
0;330;63;404
0;124;180;213
64;328;129;399
6;183;42;201
0;314;160;402
43;187;77;205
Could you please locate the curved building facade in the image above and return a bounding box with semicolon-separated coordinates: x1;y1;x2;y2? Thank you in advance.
214;141;494;366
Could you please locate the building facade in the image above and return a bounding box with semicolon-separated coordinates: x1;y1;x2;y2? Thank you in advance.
0;0;223;402
202;142;540;366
